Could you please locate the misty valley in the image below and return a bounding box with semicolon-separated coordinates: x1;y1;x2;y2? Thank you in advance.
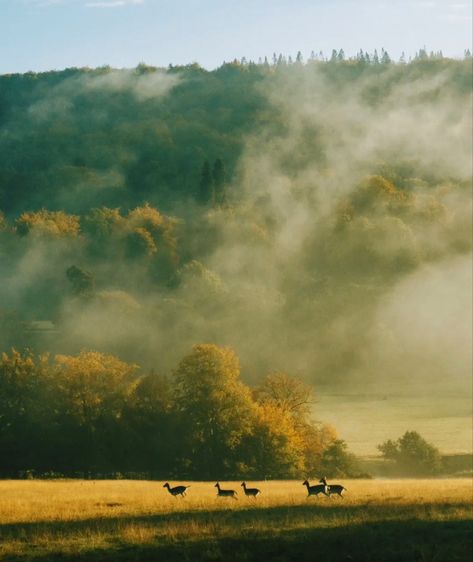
0;49;472;562
0;53;472;479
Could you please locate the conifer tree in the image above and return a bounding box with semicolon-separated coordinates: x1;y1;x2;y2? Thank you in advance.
198;160;214;205
212;158;226;205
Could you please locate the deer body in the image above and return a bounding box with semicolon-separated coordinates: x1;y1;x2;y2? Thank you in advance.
215;482;238;499
319;477;347;498
163;482;190;497
302;479;329;497
241;482;261;497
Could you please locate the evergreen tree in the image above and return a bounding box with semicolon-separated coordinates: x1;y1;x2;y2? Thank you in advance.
197;160;214;205
212;158;226;205
381;48;391;64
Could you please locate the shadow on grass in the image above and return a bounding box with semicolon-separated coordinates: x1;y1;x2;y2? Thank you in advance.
1;504;472;562
0;501;468;536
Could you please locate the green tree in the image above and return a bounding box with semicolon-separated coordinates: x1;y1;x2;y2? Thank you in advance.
173;344;255;478
0;351;55;475
212;158;226;205
52;351;138;472
66;265;95;297
122;372;177;476
378;431;442;476
197;160;214;205
318;439;362;478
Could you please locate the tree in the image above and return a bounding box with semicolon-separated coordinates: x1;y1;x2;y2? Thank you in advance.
381;48;391;64
318;439;362;478
197;160;214;205
52;351;138;472
122;372;177;475
212;158;226;205
0;350;54;475
378;431;442;476
247;402;305;478
16;210;80;238
173;344;256;478
256;372;314;425
66;265;95;297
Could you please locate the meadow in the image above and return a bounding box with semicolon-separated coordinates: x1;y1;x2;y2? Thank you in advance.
0;479;471;562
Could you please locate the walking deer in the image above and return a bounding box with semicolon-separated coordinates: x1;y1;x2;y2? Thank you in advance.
241;482;261;498
319;477;347;498
215;482;238;499
302;479;329;497
163;482;190;497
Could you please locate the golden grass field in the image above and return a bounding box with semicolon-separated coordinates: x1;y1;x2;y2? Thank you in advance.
0;479;472;562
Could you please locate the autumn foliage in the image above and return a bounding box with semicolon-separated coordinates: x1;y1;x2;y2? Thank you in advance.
0;345;350;479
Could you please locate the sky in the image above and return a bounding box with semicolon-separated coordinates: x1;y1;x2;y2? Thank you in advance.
0;0;472;74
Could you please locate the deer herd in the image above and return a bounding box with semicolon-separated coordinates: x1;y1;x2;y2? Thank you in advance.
163;478;347;499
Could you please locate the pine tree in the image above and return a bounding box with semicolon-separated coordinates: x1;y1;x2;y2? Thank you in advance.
198;160;214;205
212;158;226;205
381;48;391;64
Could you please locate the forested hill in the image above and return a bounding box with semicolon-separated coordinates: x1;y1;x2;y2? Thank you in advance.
0;62;267;214
0;54;471;389
0;54;470;215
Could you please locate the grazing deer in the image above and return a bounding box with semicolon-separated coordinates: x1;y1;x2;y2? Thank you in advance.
241;482;261;498
302;479;329;497
215;482;238;499
163;482;190;497
319;477;347;498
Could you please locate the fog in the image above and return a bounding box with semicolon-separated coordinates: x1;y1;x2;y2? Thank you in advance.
0;60;471;406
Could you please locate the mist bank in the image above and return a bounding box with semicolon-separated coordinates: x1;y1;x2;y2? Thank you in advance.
0;56;471;398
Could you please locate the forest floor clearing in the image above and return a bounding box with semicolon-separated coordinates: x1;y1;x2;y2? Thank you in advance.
0;479;471;561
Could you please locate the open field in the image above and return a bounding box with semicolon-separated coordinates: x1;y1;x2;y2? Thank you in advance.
315;392;473;456
0;479;472;562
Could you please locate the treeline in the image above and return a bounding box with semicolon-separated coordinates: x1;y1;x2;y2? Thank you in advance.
0;344;363;479
0;56;470;216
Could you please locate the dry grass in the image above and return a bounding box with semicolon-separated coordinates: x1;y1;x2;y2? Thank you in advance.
0;479;472;561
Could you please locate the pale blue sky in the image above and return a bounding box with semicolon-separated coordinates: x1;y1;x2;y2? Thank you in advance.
1;0;472;74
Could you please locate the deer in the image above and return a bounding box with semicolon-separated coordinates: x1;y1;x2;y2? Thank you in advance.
319;477;347;498
215;482;238;499
241;482;261;498
302;479;329;497
163;482;190;497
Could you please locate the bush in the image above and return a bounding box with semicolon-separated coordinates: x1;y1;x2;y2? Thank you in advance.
378;431;442;476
